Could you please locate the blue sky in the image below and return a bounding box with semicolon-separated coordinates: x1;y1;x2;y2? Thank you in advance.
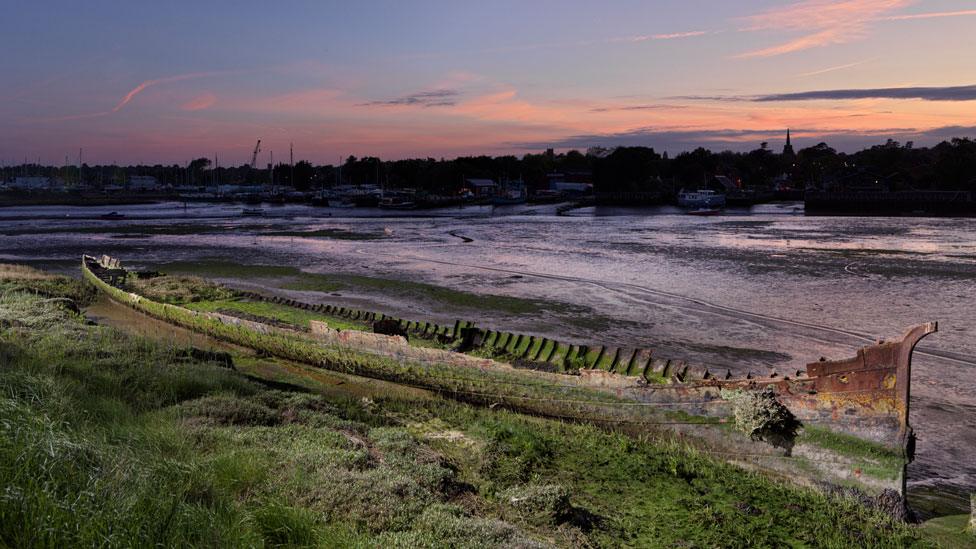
2;0;975;164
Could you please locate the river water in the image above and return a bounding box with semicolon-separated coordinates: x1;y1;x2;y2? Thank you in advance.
1;201;973;516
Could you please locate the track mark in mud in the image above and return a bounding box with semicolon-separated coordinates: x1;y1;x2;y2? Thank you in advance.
844;262;870;278
448;230;474;243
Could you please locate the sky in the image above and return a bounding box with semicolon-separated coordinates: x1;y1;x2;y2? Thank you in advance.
1;0;975;165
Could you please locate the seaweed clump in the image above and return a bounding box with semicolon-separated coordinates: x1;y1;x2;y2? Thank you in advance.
721;388;799;448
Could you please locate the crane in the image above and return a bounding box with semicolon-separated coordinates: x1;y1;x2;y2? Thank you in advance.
249;139;262;168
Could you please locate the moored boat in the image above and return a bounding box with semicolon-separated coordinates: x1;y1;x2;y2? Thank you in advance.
379;192;417;210
678;189;726;208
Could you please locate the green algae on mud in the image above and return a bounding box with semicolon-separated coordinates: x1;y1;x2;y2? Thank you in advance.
281;272;580;315
154;258;588;316
153;259;301;278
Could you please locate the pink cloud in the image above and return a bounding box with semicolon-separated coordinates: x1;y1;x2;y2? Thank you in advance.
737;28;850;58
110;71;227;112
735;0;912;58
181;93;217;111
449;88;575;126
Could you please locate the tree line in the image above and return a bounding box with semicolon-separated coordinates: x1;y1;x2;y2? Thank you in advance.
4;137;975;193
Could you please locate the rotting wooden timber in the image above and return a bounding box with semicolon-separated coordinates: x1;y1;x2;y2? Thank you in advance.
82;254;936;508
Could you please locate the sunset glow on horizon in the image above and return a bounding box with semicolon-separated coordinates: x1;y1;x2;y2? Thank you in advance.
3;0;975;165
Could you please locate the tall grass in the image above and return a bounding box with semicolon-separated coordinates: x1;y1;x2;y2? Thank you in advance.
0;288;547;547
0;263;96;304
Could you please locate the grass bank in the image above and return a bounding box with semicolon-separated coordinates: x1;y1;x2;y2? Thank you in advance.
0;265;942;546
0;279;556;547
0;263;96;303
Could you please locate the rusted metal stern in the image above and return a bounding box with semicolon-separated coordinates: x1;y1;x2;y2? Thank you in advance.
806;322;937;454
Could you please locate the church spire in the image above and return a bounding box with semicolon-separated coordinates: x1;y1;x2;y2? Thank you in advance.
782;128;795;158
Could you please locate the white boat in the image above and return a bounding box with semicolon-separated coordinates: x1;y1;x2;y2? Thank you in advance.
678;189;725;208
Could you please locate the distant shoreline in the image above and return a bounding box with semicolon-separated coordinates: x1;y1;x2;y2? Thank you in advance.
0;194;165;207
4;192;976;218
